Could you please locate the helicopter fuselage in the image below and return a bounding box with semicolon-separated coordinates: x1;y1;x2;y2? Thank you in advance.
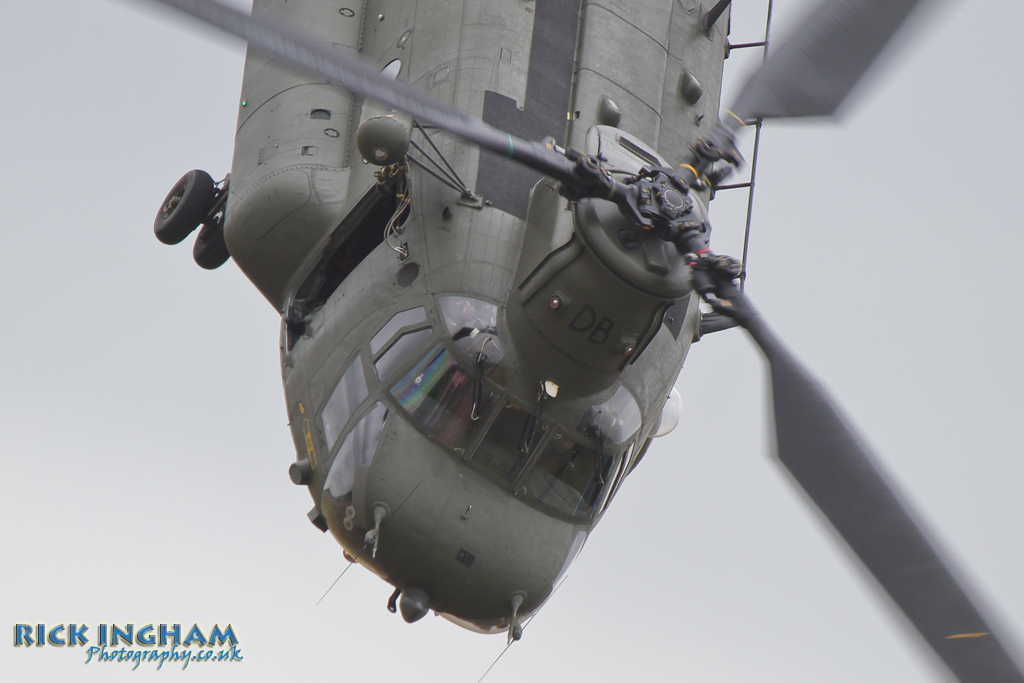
222;0;728;632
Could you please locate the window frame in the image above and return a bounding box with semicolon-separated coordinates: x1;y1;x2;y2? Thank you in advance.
319;353;370;450
372;324;435;381
370;306;428;355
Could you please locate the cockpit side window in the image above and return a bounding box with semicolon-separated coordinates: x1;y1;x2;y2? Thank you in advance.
324;402;388;499
391;344;495;452
322;357;368;448
521;433;618;518
599;441;634;514
581;385;642;444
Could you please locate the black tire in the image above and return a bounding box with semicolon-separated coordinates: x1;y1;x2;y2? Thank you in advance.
193;219;231;270
154;170;215;245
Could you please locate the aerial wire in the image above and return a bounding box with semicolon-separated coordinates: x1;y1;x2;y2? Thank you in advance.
473;579;569;683
475;641;514;683
315;555;358;606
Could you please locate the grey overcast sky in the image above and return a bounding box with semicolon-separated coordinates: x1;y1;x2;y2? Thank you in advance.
2;0;1023;681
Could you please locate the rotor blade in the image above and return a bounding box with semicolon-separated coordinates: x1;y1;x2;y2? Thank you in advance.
729;0;935;123
732;299;1024;683
143;0;577;184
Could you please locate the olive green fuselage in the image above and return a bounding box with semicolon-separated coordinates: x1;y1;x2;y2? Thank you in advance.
222;0;728;631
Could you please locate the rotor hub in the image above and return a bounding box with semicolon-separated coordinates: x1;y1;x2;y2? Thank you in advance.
574;197;695;300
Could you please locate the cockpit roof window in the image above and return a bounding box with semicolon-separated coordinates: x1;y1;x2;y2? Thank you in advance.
375;327;433;380
371;306;427;354
440;297;496;336
439;296;504;365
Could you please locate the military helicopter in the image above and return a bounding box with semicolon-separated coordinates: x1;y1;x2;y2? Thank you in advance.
128;0;1024;677
4;0;1021;680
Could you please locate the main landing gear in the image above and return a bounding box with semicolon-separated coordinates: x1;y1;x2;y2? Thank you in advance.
153;170;231;270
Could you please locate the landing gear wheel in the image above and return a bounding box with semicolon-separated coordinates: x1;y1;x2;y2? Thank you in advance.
154;170;215;245
193;218;231;270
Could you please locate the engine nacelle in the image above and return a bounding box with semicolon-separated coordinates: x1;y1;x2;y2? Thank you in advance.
222;0;363;310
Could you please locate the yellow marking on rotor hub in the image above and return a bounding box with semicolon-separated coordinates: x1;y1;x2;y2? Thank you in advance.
944;632;990;639
726;110;746;127
677;164;699;180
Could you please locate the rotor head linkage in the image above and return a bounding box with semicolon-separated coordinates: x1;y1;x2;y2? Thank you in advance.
684;120;746;178
555;151;717;254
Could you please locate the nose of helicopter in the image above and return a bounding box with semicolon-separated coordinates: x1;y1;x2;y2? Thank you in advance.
320;413;585;630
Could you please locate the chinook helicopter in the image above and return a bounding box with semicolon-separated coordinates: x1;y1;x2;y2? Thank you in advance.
116;0;1019;679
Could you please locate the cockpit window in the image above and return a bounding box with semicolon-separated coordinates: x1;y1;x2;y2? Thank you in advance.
386;333;623;520
391;344;495;451
322;357;368;448
471;400;542;483
439;297;504;364
440;296;496;334
520;432;616;518
599;440;634;513
324;402;388;498
582;385;642;444
375;328;433;380
371;306;427;354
